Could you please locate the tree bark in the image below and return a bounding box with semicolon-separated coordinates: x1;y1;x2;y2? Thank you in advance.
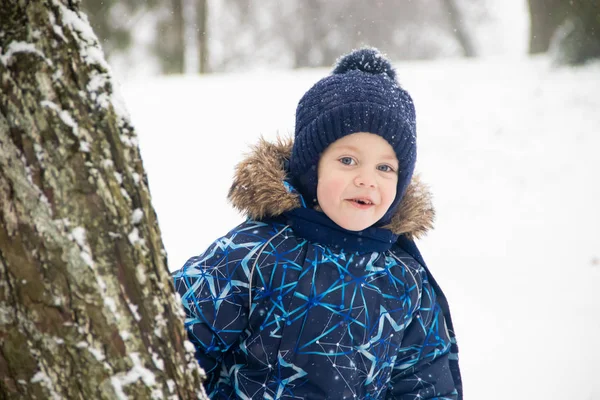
0;1;206;399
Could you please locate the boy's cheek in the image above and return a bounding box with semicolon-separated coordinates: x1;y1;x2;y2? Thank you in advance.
318;178;346;203
385;187;397;205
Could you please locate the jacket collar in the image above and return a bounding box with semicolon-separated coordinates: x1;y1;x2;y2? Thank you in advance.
228;137;435;249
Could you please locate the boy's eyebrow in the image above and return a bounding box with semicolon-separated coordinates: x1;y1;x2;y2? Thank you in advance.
335;145;398;162
380;154;398;161
335;144;361;153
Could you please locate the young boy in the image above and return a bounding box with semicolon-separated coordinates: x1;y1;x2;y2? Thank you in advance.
172;48;462;399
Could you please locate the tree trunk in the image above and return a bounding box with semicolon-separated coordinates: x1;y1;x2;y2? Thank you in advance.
156;0;186;74
527;0;568;54
197;0;209;74
528;0;600;63
441;0;476;57
550;0;600;65
0;1;207;399
293;0;326;68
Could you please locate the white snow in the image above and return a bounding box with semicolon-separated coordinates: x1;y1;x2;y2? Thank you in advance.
131;172;141;185
0;41;51;66
135;264;147;285
41;100;80;137
132;208;144;225
52;2;91;39
30;370;61;400
128;228;145;247
70;227;87;248
79;140;90;153
120;134;139;148
166;379;176;393
69;227;95;269
88;346;106;362
95;275;107;292
183;340;196;355
111;81;133;123
114;171;123;185
74;341;105;361
87;71;108;93
126;300;142;322
33;143;46;164
52;0;133;130
120;188;131;200
110;352;156;399
78;251;93;269
104;296;117;314
151;351;165;371
30;371;48;384
122;55;600;400
153;312;167;338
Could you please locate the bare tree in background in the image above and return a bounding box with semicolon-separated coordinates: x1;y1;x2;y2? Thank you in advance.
527;0;567;54
197;0;209;73
156;0;186;74
211;0;477;71
442;0;476;57
528;0;600;65
81;0;161;57
82;0;132;56
0;1;207;398
182;0;210;74
550;0;600;65
83;0;198;75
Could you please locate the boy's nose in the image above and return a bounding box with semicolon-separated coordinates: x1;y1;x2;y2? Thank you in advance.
354;173;377;188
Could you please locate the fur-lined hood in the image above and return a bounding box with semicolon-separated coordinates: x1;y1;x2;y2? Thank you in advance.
228;137;435;240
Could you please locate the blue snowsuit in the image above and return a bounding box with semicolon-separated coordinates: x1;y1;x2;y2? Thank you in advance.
172;139;462;399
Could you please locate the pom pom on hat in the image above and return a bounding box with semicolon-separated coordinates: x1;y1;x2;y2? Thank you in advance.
332;47;397;81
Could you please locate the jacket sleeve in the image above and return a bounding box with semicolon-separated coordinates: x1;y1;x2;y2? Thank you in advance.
171;223;267;391
386;264;460;400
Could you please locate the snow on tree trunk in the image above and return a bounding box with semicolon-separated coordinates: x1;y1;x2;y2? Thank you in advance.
0;1;207;399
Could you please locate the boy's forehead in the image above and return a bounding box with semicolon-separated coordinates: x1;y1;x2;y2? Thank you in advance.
328;133;397;160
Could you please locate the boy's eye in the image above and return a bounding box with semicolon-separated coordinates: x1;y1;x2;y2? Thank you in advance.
377;164;395;172
339;157;356;166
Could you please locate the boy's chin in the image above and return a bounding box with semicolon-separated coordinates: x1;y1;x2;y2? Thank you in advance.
333;217;376;232
320;205;382;232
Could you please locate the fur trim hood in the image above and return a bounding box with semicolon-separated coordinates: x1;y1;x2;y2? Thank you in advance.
228;137;435;240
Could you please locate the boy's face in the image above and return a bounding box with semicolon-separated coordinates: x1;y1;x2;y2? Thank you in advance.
317;132;398;231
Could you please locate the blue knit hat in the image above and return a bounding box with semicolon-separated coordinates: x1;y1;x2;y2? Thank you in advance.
289;47;417;225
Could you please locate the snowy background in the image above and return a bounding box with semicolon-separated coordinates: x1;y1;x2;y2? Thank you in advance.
116;2;600;398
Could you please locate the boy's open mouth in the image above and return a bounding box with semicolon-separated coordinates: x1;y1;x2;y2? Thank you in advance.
347;198;374;207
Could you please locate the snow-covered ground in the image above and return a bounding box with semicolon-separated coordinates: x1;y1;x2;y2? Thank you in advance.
122;55;600;400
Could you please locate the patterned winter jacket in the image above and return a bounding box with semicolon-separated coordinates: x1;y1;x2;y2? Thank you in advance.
172;138;462;399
